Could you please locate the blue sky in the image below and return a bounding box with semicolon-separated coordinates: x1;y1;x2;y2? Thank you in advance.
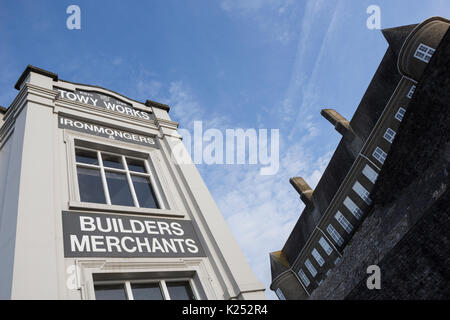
1;0;449;299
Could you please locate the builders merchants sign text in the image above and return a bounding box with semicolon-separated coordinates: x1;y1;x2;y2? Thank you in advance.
62;211;206;258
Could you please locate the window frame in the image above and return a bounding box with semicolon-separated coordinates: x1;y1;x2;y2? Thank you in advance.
297;268;310;287
93;277;199;300
352;182;372;205
335;211;353;234
395;107;406;122
362;165;378;184
343;196;363;220
275;288;286;300
372;146;387;165
326;224;344;247
407;85;416;99
383;128;396;144
305;259;317;277
73;259;213;300
64;130;185;217
318;237;333;256
413;43;435;63
312;248;325;267
75;146;164;210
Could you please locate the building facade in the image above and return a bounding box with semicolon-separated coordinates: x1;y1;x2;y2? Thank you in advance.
270;17;450;300
0;66;266;300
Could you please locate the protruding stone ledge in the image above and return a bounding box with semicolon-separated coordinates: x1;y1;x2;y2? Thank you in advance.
321;109;353;136
290;177;313;207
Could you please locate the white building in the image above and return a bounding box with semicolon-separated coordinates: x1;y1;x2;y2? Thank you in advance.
0;65;266;300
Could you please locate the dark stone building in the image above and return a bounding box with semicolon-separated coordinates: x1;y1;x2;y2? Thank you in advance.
270;17;450;300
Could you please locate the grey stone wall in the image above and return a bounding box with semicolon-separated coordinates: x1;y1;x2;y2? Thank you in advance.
309;28;450;300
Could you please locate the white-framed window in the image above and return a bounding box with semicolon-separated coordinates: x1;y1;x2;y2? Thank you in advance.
298;269;310;287
312;248;325;267
413;43;435;63
77;259;211;300
94;279;197;300
319;237;333;256
395;107;406;122
343;197;363;220
305;259;317;277
383;128;396;144
335;211;353;234
326;224;344;247
407;85;416;99
275;288;286;300
372;147;387;164
74;145;164;210
362;165;378;184
352;182;372;205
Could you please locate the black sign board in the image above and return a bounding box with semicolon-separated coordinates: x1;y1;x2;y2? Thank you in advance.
58;115;159;148
56;87;152;121
62;211;206;258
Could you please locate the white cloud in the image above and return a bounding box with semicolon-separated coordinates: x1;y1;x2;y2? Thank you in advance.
158;44;337;297
203;140;332;299
220;0;299;44
265;0;342;139
167;81;230;131
136;79;162;100
126;3;341;295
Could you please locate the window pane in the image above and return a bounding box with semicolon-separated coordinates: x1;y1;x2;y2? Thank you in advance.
76;149;98;165
362;165;378;184
105;172;134;206
77;167;106;204
131;283;164;300
127;158;147;173
166;281;196;300
298;269;310;287
305;259;317;277
94;284;127;300
319;237;333;256
131;175;159;209
102;153;123;169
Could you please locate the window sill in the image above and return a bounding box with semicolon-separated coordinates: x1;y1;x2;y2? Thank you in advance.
68;201;185;218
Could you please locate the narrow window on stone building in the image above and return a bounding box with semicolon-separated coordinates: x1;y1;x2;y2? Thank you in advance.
305;259;317;277
343;197;363;220
352;182;372;205
372;147;387;164
326;224;344;247
275;288;286;300
407;85;416;99
319;237;333;255
395;107;406;122
312;248;325;267
383;128;396;144
362;165;378;184
298;269;310;287
335;211;353;234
